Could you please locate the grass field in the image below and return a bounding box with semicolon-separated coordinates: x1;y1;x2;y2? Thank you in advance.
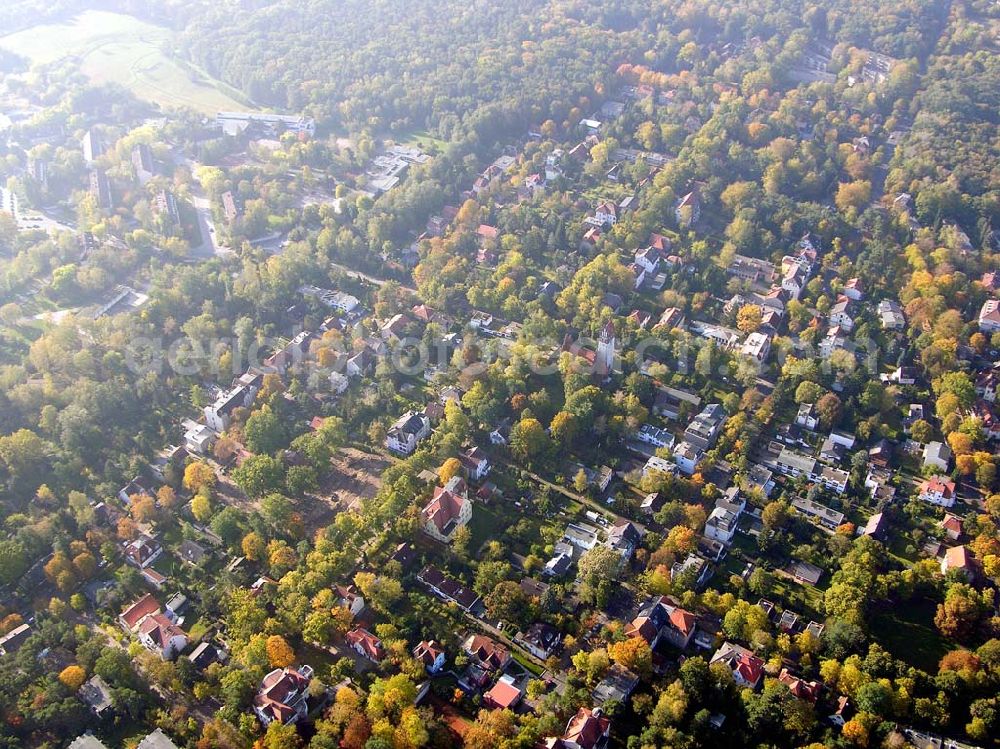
0;10;250;115
870;598;952;672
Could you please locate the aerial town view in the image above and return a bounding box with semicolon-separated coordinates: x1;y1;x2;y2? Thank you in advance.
0;0;998;748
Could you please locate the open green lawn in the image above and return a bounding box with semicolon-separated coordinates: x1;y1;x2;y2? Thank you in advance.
395;129;449;154
870;598;952;672
467;503;503;554
0;10;251;115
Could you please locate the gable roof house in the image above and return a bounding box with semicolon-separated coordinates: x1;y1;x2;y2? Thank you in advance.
413;640;447;673
253;665;314;725
421;476;472;542
124;534;163;569
345;627;385;662
558;706;612;749
137;613;189;660
918;476;956;508
386;410;432;455
0;624;31;656
940;545;977;580
464;634;511;672
778;668;822;702
417;565;480;610
828;298;856;332
675;189;701;227
516;622;563;660
710;642;764;689
978;299;1000;334
624;596;698;650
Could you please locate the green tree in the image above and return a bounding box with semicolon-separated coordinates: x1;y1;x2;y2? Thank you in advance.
577;545;620;607
232;455;286;498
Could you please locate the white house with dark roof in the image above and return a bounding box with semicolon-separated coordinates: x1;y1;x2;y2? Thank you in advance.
386;410;431;455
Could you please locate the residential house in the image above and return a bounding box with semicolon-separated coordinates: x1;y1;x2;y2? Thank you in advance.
744;464;776;497
636;424;675;450
624;596;698;649
741;331;771;362
607;520;643;562
922;441;952;472
204;376;261;432
941;514;963;541
795;403;819;430
940;546;977;580
878;299;905;330
671;553;711;589
132;144;154;184
463;634;511;672
413;640;446;674
119;594;161;632
791;496;845;530
0;624;31;656
79;675;114;717
862;512;888;540
778;669;821;702
976;368;997;403
517;622;563;660
829;299;855;332
459;446;491;481
485;674;523;710
177;540;207;566
125;534;163;568
187;641;225;670
918;476;956;508
978;299;1000;334
675;189;701;226
672;441;703;475
657;306;686;331
593;201;618;227
790;561;824;586
386;410;432;455
345;627;385;662
556;706;611;749
421;476;472;542
683;403;726;450
136;614;189;660
710;642;764;689
592;665;640;706
640;492;665;515
843;278;864;301
253;665;314;725
416;566;480;611
335;584;366;619
704;505;740;545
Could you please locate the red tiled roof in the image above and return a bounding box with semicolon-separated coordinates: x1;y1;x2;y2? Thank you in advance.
485;678;522;709
120;594;160;630
668;607;698;637
779;668;821;702
943;545;973;570
138;613;186;648
345;627;384;661
255;667;309;724
422;486;467;532
734;652;764;685
564;707;610;749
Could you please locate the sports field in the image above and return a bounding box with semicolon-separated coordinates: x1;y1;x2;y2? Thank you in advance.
0;10;250;115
